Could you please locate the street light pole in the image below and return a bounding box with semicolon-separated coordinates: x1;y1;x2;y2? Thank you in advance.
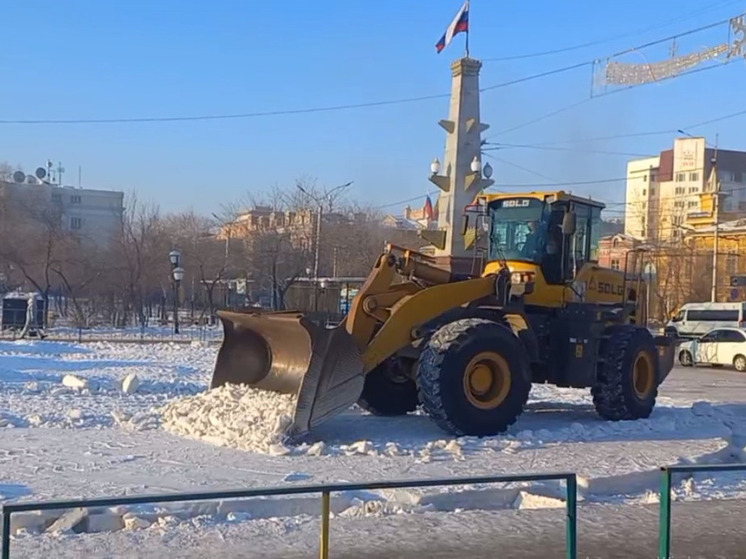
710;137;721;303
296;181;353;314
168;249;184;334
313;202;322;281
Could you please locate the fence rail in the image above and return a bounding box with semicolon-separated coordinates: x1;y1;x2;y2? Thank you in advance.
658;463;746;559
1;472;578;559
0;326;224;344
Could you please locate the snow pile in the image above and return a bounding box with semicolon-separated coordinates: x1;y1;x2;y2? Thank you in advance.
159;383;297;455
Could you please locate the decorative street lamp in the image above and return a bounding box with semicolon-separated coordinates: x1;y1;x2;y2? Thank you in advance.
169;249;181;267
470;156;481;174
168;249;183;334
172;266;184;334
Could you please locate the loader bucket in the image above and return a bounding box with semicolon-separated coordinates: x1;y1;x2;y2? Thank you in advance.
212;310;365;438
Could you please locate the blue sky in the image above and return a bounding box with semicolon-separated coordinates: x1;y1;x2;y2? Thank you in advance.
2;0;745;218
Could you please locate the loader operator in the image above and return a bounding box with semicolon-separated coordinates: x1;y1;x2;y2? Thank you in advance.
521;220;543;260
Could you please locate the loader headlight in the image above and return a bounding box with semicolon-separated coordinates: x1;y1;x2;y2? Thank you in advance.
511;272;535;284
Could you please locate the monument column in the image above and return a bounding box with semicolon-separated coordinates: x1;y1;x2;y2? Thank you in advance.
423;57;494;275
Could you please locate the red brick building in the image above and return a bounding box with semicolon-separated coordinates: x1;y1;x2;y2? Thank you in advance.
598;234;640;272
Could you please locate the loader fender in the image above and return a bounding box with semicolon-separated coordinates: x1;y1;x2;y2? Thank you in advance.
360;276;500;373
417;307;540;364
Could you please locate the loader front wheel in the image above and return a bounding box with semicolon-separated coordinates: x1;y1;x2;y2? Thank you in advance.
357;358;419;416
417;318;531;437
592;325;659;421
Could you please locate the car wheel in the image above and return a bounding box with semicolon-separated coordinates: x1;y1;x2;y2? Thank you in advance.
734;355;746;373
679;350;693;367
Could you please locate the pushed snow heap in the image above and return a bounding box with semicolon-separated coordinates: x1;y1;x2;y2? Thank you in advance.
159;383;296;455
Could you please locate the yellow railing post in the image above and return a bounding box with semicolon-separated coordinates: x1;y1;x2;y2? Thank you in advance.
319;490;331;559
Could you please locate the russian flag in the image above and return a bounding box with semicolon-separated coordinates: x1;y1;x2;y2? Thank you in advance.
435;1;469;54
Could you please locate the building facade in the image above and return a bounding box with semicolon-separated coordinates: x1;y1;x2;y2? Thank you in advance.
624;137;746;243
0;180;124;245
597;233;640;272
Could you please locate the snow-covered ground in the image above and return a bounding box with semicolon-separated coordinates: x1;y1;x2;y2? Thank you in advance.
2;338;746;557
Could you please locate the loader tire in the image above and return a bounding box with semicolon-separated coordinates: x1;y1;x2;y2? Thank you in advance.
592;325;659;421
357;358;419;416
417;318;531;437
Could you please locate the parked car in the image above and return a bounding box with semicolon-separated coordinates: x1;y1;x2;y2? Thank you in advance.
666;302;746;339
678;327;746;372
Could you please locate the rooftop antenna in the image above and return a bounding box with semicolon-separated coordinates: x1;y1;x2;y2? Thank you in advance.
56;162;65;186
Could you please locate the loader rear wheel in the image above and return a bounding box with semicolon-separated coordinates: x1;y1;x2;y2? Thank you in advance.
417;318;531;437
592;325;659;421
357;358;419;416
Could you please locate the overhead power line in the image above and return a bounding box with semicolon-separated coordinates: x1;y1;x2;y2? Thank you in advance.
0;11;740;126
481;0;743;62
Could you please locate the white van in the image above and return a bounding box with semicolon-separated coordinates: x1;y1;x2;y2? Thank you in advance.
665;302;746;339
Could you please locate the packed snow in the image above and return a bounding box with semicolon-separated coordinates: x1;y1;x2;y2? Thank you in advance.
2;337;746;556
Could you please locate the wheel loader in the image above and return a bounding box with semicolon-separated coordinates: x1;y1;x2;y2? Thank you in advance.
211;190;675;439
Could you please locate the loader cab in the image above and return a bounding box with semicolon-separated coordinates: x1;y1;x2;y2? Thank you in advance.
483;193;603;287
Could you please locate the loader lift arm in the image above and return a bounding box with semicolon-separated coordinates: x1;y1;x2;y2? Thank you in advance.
347;244;504;373
213;244;506;438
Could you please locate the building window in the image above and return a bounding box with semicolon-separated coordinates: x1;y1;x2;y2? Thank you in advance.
676;173;686;182
70;195;82;204
650;187;656;195
726;253;738;274
51;193;61;203
642;189;647;196
643;175;648;182
689;172;699;182
611;259;620;270
675;186;685;195
70;217;82;230
687;201;697;208
688;186;699;193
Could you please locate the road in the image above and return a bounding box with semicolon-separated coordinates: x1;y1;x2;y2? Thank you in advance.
662;362;746;403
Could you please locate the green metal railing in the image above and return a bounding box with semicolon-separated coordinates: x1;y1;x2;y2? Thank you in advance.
1;472;578;559
658;463;746;559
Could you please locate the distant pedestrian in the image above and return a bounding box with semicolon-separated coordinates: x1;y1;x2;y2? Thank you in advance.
19;294;45;339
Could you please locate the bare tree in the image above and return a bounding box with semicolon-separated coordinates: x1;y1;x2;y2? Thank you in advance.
163;210;234;323
111;193;168;327
0;191;74;325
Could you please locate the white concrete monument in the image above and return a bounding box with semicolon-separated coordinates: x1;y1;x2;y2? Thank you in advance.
424;56;494;274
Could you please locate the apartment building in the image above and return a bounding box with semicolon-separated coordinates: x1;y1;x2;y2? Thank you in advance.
0;179;124;245
624;137;746;243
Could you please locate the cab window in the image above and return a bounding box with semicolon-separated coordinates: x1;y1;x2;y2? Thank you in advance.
671;310;685;323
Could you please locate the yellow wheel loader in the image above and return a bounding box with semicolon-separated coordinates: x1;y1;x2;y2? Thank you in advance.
212;191;675;439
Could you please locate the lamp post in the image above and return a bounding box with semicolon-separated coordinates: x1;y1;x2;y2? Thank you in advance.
168;249;183;334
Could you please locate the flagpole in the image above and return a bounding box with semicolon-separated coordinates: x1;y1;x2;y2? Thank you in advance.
465;1;470;57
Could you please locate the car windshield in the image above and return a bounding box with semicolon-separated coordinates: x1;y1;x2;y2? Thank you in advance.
488;198;550;263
